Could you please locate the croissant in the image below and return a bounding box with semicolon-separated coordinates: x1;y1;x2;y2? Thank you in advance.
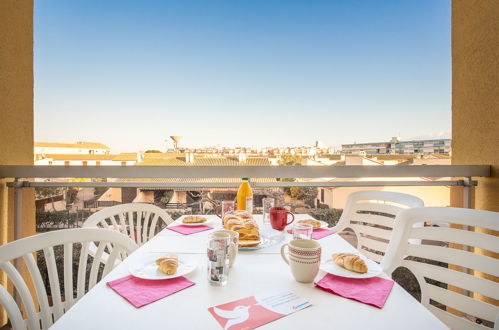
332;253;368;273
156;253;179;275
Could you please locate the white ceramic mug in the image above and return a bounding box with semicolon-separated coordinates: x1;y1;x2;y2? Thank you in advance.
280;239;321;283
211;230;239;268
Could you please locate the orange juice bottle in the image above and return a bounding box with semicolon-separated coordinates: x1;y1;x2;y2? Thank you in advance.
237;178;253;213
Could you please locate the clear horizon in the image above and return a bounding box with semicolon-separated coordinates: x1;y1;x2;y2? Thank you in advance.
34;0;451;153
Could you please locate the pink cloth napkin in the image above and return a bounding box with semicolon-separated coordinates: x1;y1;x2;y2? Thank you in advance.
286;228;336;240
107;275;195;308
311;228;336;239
315;273;394;309
166;225;213;235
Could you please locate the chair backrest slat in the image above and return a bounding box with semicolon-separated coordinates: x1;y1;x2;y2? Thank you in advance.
101;245;121;278
148;213;160;240
43;246;64;321
118;213;127;235
1;261;39;329
406;244;497;276
76;241;90;301
357;248;383;263
357;225;393;240
351;212;395;228
83;203;173;247
382;207;499;330
359;236;389;255
108;215;119;230
0;228;137;329
334;191;424;263
23;252;53;328
427;304;487;330
141;211;152;245
63;243;74;309
428;283;497;322
402;260;499;301
88;241;106;290
410;227;498;253
0;285;25;330
352;201;405;217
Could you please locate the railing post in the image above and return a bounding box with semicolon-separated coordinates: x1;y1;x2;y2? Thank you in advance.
12;179;24;307
13;179;24;241
462;177;473;209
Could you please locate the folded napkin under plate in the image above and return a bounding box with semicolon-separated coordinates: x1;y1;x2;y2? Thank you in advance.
286;228;336;240
107;275;195;308
315;273;394;309
166;225;213;235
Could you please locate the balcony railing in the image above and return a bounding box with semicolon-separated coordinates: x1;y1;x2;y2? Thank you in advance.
0;164;491;241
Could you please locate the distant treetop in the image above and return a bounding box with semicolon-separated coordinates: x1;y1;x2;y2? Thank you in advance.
278;154;302;166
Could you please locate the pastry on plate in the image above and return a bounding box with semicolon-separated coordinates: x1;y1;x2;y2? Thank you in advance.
331;253;368;273
183;215;207;224
155;253;179;275
297;219;322;229
223;211;260;247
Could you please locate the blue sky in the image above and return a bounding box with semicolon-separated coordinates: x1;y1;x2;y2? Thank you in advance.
34;0;451;152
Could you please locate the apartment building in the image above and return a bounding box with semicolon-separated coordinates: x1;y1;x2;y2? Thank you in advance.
341;137;451;155
34;141;110;155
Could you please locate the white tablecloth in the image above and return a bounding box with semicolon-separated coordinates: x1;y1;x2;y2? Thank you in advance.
51;215;447;330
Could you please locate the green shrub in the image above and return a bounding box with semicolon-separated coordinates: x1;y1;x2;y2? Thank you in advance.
307;208;343;226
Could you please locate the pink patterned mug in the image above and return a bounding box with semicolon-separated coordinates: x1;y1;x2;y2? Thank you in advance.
280;239;321;283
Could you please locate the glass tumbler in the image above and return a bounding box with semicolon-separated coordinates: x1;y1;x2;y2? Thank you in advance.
262;197;275;226
292;222;313;240
216;200;235;220
207;232;231;286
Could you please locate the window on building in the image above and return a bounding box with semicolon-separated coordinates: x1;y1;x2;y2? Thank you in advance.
321;189;325;203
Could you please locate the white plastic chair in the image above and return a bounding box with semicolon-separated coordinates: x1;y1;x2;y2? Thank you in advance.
83;203;173;246
381;207;499;330
0;228;137;329
332;191;424;262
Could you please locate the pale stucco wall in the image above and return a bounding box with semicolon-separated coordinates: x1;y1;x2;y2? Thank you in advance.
323;185;450;209
452;0;499;211
0;0;35;241
0;1;35;324
0;0;34;165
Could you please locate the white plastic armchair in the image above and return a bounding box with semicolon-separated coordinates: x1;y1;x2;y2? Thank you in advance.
0;228;137;330
381;207;499;330
332;190;424;262
83;203;173;246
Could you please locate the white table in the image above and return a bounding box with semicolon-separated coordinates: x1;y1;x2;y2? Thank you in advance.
52;215;448;330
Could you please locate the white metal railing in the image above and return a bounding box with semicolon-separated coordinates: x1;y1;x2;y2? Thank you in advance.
0;164;490;179
0;164;491;241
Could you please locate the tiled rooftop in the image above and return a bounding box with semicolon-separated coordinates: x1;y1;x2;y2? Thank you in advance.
35;141;110;149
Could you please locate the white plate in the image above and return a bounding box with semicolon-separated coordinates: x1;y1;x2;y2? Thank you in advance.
317;220;329;229
320;253;383;279
129;253;197;280
238;227;285;250
288;220;329;231
179;217;216;227
293;219;329;229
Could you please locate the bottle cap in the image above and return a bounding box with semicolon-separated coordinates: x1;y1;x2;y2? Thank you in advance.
242;177;249;181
